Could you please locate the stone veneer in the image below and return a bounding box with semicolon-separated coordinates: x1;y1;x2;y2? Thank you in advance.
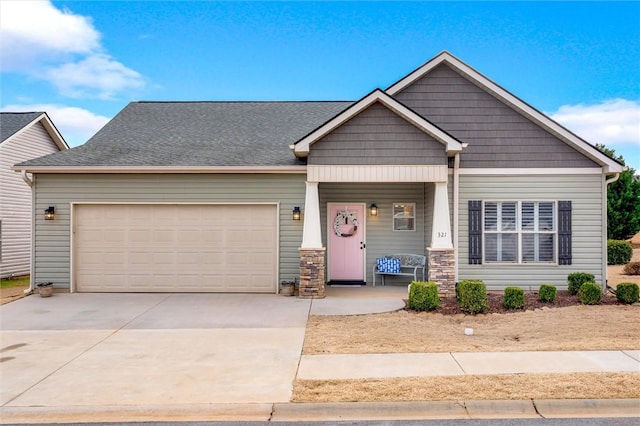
427;247;456;296
298;248;326;299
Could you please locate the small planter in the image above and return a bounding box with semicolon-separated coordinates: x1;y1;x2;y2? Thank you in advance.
37;282;54;298
280;280;295;297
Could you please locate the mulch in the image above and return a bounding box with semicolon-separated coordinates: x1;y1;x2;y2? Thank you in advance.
417;289;622;315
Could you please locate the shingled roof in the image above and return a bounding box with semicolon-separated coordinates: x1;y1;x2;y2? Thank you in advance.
1;112;45;143
17;101;353;168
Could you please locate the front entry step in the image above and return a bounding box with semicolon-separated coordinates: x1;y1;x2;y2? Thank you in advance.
328;280;366;286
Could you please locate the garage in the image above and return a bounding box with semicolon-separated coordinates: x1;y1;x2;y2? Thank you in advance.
73;204;278;293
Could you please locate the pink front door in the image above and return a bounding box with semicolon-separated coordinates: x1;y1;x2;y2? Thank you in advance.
328;204;365;281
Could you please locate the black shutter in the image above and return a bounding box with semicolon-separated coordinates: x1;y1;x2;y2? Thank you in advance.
558;201;572;265
468;200;482;264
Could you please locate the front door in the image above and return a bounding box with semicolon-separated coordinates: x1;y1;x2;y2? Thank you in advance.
328;203;365;282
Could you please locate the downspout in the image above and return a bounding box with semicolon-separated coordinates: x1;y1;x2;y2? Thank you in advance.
453;152;460;282
21;170;33;188
21;171;35;293
603;172;620;289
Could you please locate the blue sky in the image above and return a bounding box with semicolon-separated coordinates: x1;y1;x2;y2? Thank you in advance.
1;1;639;169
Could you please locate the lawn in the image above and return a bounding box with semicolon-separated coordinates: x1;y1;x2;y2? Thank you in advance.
0;276;30;304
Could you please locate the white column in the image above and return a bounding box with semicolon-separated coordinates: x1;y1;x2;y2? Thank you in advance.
431;181;453;249
301;181;323;249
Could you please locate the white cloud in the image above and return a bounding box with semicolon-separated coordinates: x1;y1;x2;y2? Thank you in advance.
45;54;145;100
1;104;110;147
0;0;144;99
549;99;640;147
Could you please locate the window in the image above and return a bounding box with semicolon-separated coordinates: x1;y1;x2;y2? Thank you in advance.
483;201;556;263
393;203;415;231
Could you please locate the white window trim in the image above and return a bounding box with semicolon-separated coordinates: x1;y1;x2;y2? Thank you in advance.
483;200;558;265
392;202;417;232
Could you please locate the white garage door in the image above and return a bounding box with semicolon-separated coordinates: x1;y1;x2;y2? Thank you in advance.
74;204;278;293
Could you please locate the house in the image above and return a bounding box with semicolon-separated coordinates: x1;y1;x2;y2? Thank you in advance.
14;52;624;297
1;112;68;279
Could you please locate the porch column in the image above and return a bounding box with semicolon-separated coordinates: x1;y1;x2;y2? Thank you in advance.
428;181;456;296
299;181;326;299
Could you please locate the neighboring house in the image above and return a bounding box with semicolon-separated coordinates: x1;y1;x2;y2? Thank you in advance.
14;52;624;296
0;112;68;279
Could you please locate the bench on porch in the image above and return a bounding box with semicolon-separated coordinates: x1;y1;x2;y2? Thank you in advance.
372;254;427;287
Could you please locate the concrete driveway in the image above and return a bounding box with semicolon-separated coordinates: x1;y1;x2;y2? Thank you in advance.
0;293;312;407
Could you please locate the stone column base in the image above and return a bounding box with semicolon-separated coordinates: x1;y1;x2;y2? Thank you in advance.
427;247;456;297
298;247;326;299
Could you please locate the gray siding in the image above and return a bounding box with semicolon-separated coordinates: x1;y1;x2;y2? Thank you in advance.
33;174;306;289
394;64;599;169
458;174;604;289
309;103;447;166
0;122;61;278
319;183;427;284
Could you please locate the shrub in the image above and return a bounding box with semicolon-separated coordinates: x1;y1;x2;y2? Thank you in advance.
567;272;595;295
503;286;525;310
538;284;557;303
578;282;602;305
408;281;440;311
616;282;639;304
457;280;488;314
623;261;640;276
607;240;633;265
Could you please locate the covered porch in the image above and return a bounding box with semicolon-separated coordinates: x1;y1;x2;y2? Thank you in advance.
298;165;457;299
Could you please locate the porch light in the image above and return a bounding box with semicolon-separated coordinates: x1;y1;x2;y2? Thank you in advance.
44;206;55;220
370;203;378;217
292;206;301;221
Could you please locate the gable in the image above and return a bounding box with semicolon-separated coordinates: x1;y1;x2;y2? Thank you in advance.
393;63;598;168
309;102;447;166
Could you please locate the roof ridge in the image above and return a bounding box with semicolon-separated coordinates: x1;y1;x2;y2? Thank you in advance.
134;100;354;104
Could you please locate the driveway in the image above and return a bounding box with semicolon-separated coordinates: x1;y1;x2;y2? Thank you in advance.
0;293;311;407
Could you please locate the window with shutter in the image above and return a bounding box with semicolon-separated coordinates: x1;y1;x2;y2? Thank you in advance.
468;200;571;265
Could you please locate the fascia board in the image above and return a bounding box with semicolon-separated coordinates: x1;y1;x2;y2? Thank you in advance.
12;165;308;174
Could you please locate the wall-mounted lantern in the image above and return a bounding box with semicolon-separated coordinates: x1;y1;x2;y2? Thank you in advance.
44;206;55;220
292;206;301;221
370;203;378;217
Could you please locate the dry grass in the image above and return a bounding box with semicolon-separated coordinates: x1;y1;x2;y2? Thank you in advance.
293;372;640;402
304;305;640;354
608;248;640;287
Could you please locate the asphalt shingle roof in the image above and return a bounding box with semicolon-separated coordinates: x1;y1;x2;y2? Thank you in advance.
18;101;353;167
0;112;44;144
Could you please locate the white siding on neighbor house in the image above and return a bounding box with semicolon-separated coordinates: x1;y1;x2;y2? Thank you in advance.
458;173;604;289
319;183;429;285
33;174;306;289
0;123;60;278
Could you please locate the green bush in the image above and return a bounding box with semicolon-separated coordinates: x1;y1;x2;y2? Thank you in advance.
408;281;440;311
457;280;488;314
623;261;640;276
538;284;557;303
607;240;633;265
503;286;525;310
567;272;595;295
578;282;602;305
616;282;639;304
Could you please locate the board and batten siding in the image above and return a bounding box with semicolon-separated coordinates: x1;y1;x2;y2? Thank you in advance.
0;123;61;278
309;103;447;166
33;173;306;289
458;174;604;289
394;64;598;169
319;182;429;284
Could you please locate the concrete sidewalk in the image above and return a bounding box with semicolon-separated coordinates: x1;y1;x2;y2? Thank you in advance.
298;350;640;380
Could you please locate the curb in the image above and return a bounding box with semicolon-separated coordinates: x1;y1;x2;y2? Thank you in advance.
1;399;638;424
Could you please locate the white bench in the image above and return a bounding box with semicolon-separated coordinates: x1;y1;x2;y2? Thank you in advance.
372;254;426;286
